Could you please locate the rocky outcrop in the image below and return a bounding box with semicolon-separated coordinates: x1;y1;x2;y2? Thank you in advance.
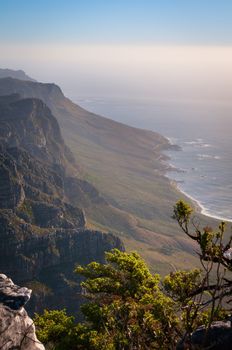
0;274;44;350
0;273;31;310
177;321;232;350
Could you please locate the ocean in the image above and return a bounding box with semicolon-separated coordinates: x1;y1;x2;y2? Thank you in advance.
74;96;232;222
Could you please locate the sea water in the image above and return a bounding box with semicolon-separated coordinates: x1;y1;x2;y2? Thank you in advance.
74;96;232;222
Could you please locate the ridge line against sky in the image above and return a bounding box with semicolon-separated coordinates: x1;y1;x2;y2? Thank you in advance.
0;1;232;103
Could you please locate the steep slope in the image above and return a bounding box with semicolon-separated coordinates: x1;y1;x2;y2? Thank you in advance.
0;95;124;315
0;77;216;273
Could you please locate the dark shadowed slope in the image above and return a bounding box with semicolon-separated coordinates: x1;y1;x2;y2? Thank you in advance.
0;94;124;316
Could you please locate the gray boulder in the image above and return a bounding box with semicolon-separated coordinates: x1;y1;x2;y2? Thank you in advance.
177;320;232;350
0;274;31;310
0;274;44;350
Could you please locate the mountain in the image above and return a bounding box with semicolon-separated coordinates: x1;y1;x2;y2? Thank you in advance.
0;68;36;81
0;94;124;316
0;93;74;166
0;75;216;273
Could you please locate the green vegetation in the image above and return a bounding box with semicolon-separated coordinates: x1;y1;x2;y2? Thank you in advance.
35;201;232;349
34;310;77;349
17;200;34;221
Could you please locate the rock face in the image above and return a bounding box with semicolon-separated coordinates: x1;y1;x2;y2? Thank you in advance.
0;274;31;310
0;94;74;166
177;321;232;350
0;94;124;316
0;274;44;350
0;209;123;315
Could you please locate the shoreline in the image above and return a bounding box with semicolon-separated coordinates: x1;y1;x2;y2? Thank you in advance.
170;179;232;224
165;137;232;224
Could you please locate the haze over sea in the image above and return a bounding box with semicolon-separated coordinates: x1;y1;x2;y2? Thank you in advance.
75;95;232;222
2;45;231;222
1;0;232;222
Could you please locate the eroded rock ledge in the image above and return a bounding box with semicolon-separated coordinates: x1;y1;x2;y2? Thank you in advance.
0;274;44;350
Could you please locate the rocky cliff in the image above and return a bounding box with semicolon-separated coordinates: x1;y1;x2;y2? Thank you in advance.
0;273;45;350
0;93;74;166
0;94;124;316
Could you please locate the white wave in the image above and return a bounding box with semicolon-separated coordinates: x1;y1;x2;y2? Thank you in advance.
184;140;201;145
172;183;232;223
184;139;213;148
199;143;212;148
197;154;221;160
165;136;179;145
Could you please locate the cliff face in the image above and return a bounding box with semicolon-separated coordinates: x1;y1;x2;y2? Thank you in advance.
0;94;124;316
0;210;123;314
0;274;45;350
0;94;74;166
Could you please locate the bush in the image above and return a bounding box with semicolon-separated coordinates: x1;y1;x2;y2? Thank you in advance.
35;201;232;349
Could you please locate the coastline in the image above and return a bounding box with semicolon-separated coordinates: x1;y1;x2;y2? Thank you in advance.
170;178;232;224
165;137;232;224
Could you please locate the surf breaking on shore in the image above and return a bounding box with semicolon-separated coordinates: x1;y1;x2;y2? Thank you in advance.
164;137;232;224
170;179;232;224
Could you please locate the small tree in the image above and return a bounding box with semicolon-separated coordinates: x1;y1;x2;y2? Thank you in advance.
172;200;232;346
173;200;232;308
75;249;179;349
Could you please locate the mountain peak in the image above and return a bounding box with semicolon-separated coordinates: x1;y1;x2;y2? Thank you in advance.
0;69;36;82
0;94;72;166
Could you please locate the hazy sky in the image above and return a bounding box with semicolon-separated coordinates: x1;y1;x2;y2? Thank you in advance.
0;1;232;103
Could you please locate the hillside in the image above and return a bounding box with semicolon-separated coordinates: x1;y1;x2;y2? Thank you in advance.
0;76;218;273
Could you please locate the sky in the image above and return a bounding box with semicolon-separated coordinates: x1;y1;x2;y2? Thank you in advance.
1;0;232;45
0;0;232;103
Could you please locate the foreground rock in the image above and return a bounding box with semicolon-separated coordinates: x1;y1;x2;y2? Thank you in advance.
177;320;232;350
0;274;44;350
0;273;31;310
